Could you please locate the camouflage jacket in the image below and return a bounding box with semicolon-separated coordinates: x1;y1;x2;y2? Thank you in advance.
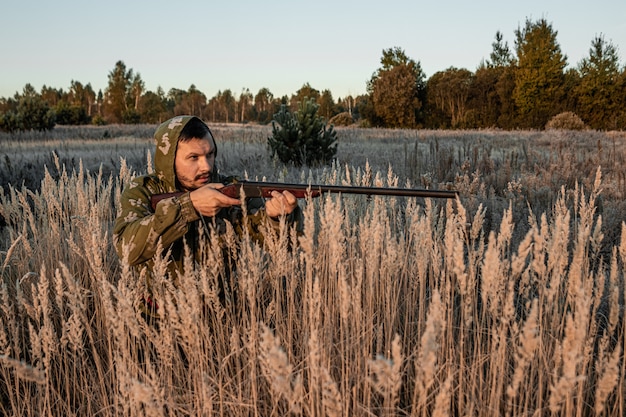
113;116;303;294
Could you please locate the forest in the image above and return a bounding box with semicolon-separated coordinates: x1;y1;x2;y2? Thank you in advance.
1;17;625;132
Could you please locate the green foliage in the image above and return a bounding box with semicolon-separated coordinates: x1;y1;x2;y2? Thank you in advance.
91;115;107;126
494;66;518;129
317;89;337;120
268;98;337;166
206;89;236;122
290;83;320;111
513;18;567;128
19;94;56;131
575;35;622;130
3;22;626;131
466;66;503;128
368;47;426;128
372;63;423;128
138;90;167;123
379;46;415;72
545;111;588;130
252;87;275;124
174;84;207;119
55;101;91;125
0;110;21;132
122;109;141;124
488;30;513;67
426;67;474;128
103;61;136;123
0;87;56;132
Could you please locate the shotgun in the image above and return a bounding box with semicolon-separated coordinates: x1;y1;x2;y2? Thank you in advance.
150;180;458;210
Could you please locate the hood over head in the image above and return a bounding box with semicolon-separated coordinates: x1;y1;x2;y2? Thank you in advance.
154;115;209;192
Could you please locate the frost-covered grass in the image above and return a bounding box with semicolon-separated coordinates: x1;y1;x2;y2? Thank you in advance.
0;125;624;415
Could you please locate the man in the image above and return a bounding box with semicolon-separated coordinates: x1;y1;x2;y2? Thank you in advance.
113;115;302;315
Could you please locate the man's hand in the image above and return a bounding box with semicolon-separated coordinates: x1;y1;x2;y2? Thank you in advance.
264;190;298;218
189;183;241;217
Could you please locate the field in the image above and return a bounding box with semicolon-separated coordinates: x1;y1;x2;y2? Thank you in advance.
0;125;625;416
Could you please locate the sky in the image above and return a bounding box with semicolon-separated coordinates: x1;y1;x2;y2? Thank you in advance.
1;0;625;100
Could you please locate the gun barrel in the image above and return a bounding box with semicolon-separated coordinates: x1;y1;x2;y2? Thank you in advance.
150;181;459;210
235;181;458;199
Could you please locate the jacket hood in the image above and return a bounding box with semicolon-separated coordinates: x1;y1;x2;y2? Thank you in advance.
153;115;197;192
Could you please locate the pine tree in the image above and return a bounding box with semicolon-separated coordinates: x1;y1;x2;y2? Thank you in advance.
268;97;337;166
489;30;513;68
513;18;567;129
575;35;621;129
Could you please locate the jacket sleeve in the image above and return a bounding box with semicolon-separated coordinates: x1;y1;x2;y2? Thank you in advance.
113;178;200;265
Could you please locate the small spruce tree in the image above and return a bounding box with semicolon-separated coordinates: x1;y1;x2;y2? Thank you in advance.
268;97;337;166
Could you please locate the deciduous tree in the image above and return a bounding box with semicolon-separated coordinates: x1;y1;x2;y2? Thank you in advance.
318;89;336;120
495;66;517;129
206;90;236;123
139;89;168;123
467;65;502;128
40;86;63;107
253;87;274;123
291;83;320;111
368;47;425;128
130;73;145;111
463;32;514;128
427;67;473;128
238;88;253;122
173;85;206;118
56;80;94;124
103;61;133;123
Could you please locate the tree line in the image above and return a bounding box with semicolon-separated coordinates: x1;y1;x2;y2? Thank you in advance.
1;17;625;132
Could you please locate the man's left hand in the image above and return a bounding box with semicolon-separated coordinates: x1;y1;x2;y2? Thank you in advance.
265;190;298;218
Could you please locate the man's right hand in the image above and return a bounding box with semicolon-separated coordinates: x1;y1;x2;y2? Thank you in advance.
189;183;241;217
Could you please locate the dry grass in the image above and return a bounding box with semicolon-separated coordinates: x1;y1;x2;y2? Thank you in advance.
0;125;625;416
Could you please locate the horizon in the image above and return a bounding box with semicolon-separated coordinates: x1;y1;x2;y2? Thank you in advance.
2;0;625;100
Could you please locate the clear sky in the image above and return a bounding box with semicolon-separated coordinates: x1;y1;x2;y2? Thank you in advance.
1;0;625;100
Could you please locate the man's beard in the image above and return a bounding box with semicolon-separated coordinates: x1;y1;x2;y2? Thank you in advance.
176;171;211;191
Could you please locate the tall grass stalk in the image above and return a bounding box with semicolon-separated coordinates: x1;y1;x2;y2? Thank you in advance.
0;134;624;415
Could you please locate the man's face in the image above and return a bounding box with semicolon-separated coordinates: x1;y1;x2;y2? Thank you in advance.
174;135;216;191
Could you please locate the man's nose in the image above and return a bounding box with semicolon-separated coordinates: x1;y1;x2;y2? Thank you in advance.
200;157;212;172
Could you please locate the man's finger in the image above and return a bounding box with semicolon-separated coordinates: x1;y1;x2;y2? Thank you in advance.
282;190;297;205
